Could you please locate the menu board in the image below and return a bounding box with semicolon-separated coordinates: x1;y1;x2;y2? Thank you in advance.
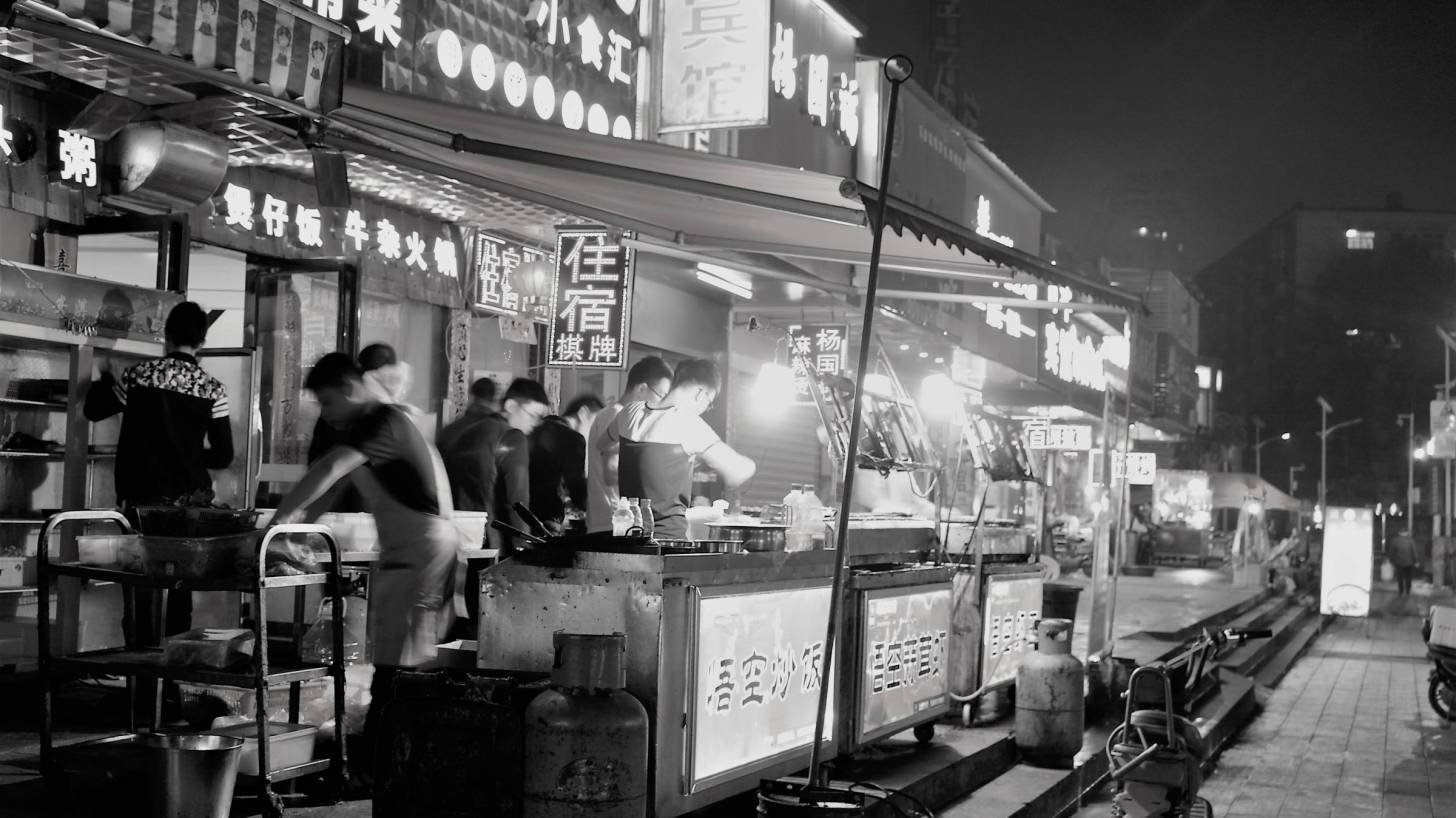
1321;507;1373;617
690;584;834;789
979;574;1043;688
857;585;951;743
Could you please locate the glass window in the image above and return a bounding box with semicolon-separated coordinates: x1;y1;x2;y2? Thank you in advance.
359;293;446;432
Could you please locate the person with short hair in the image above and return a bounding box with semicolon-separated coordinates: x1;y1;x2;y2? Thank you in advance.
605;358;756;538
529;393;605;533
586;356;673;532
1388;528;1419;596
271;352;462;779
84;301;234;639
437;377;539;555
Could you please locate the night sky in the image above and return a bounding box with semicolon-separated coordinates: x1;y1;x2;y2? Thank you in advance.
956;0;1456;270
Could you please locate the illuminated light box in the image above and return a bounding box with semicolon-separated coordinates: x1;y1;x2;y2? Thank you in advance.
1320;506;1374;617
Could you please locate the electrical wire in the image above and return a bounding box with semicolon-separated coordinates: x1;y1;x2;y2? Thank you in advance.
850;781;937;818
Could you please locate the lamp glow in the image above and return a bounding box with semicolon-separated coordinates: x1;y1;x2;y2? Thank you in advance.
919;373;957;417
753;362;796;415
863;373;894;398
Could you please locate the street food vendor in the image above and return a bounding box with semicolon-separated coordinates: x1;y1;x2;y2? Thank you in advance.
586;356;672;532
606;358;756;538
83;301;234;642
270;353;461;776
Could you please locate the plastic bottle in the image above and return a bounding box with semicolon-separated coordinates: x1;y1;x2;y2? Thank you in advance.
611;498;634;536
626;498;644;533
782;484;803;550
639;499;655;537
799;484;826;550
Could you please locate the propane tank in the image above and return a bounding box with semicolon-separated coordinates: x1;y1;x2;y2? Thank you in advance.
523;632;649;818
1014;618;1084;767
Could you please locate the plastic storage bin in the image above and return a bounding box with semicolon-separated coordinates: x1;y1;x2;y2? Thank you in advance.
206;721;319;776
141;533;256;579
0;556;24;588
77;535;142;569
163;629;255;669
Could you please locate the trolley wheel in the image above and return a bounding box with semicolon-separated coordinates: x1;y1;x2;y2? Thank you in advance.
1429;674;1456;722
259;789;285;818
913;723;935;744
1189;796;1213;818
961;703;973;728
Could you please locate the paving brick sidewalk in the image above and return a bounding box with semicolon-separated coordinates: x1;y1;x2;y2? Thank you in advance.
1199;611;1454;818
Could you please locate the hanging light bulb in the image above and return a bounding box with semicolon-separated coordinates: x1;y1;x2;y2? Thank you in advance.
753;361;797;416
919;373;957;419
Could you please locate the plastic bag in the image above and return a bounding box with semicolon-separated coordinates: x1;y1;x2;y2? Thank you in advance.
300;598;363;665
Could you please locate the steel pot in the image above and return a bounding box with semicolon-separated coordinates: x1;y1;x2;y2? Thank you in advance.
706;523;788;552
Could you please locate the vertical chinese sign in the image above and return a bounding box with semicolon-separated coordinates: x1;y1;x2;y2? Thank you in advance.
857;586;950;743
475;231;552;320
660;0;772;132
546;226;634;368
691;584;835;787
788;323;847;403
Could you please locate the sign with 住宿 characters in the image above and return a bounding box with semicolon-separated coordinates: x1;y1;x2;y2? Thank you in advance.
546;226;634;368
857;585;950;744
690;583;835;788
788;322;847;403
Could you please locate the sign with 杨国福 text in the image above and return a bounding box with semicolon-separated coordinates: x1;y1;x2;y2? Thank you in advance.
660;0;772;132
474;231;552;319
691;584;835;787
546;226;634;369
857;585;950;743
788;323;847;403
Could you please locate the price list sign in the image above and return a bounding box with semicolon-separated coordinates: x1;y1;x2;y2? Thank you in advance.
546;227;635;368
788;323;848;403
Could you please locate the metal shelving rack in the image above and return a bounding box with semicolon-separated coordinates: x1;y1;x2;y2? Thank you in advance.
36;511;348;817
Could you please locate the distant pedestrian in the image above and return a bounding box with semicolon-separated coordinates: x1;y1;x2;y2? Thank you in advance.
1388;528;1419;596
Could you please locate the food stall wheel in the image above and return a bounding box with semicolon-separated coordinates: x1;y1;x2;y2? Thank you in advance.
961;703;973;727
913;723;935;744
259;789;285;818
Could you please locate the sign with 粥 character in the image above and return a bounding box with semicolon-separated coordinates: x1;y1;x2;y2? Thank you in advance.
788;322;847;403
546;226;634;369
690;583;835;788
659;0;772;132
857;585;950;744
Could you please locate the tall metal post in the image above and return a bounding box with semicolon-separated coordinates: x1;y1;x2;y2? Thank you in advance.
805;55;913;792
1399;412;1415;524
1319;400;1329;512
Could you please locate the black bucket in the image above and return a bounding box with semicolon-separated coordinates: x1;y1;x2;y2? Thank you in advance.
757;791;866;816
1042;582;1083;623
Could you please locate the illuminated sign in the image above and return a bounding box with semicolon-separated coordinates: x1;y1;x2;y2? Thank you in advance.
975;195;1013;247
476;232;553;319
54;129;98;188
660;0;772;132
216;180;458;279
980;574;1042;688
546;226;634;368
1115;452;1157;486
858;586;950;744
788;323;847;402
312;0;641;136
1431;399;1456;459
0;106;13;160
1043;318;1113;392
1023;419;1093;451
1321;507;1373;617
767;17;859;146
690;584;835;788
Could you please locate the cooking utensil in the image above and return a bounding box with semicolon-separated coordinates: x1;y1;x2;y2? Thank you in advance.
706;523;788;552
513;502;549;538
490;518;546;546
693;539;742;554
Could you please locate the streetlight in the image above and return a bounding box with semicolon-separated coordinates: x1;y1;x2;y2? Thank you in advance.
1316;395;1362;511
1253;430;1291;480
1398;412;1416;523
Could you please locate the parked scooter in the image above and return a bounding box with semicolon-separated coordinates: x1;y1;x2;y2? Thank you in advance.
1106;627;1272;817
1421;610;1456;720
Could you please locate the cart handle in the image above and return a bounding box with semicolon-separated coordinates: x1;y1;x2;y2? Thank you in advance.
37;509;134;555
1108;742;1166;782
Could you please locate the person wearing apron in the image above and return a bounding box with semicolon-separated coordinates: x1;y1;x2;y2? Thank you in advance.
273;352;463;784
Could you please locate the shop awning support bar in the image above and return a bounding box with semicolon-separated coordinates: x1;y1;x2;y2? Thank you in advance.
621;237;857;296
873;289;1131;314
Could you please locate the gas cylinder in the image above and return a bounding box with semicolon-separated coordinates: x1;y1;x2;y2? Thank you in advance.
1014;618;1084;767
523;632;649;818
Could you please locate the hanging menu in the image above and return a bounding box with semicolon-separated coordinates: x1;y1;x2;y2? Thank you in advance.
545;226;634;369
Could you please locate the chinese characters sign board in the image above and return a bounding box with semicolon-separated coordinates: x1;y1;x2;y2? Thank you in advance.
1114;452;1157;486
660;0;771;131
1022;420;1093;452
857;586;950;744
309;0;640;137
475;231;552;319
980;574;1042;688
546;226;634;368
691;584;835;787
788;323;847;403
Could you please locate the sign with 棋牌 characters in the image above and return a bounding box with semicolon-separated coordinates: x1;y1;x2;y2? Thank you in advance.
545;226;634;369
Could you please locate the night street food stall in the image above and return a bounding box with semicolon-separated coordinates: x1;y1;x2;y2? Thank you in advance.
475;338;956;816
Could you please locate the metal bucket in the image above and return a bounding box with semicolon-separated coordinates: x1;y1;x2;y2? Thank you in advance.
145;734;244;818
757;791;866;816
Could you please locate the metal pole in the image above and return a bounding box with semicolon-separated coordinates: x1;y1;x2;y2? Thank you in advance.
805;55;913;791
1406;414;1416;523
1255;440;1262;481
1320;407;1328;512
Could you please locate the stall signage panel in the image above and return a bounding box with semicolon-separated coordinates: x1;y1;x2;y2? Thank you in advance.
304;0;641;136
691;585;835;787
0;104;101;190
475;231;552;319
660;0;772;132
1431;399;1456;459
546;226;634;368
858;586;950;743
788;322;846;403
1022;419;1093;452
1321;507;1374;617
980;575;1043;688
1114;452;1157;486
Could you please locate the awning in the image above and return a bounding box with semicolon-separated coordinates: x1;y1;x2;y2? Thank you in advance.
858;184;1143;312
1211;472;1301;512
3;0;350;115
327;87;1124;300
